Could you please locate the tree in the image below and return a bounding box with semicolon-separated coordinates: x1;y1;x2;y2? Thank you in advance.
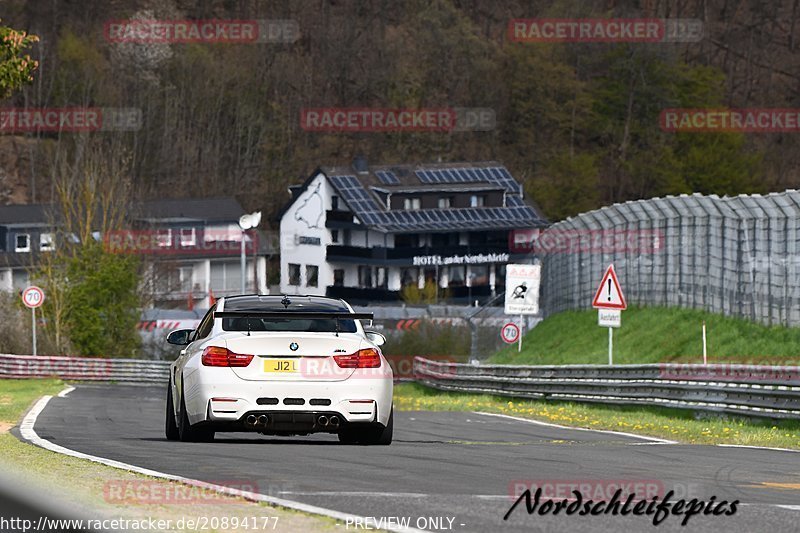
0;20;38;98
33;137;142;356
63;242;141;357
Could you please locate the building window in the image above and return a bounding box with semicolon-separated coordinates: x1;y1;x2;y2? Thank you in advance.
376;267;388;289
333;269;345;287
331;230;339;243
470;195;486;207
471;265;489;285
403;197;421;210
39;233;54;252
288;264;301;286
156;229;172;248
358;265;373;287
437;197;452;209
179;266;194;292
448;265;466;287
331;195;339;210
209;261;243;293
15;234;30;253
179;228;196;247
306;265;319;287
400;267;418;287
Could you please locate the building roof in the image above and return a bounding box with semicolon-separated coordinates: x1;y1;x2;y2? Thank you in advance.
0;197;246;226
0;204;49;226
131;197;245;223
296;161;548;233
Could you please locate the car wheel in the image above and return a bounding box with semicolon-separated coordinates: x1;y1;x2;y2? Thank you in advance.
339;408;393;445
165;381;179;441
367;407;393;445
337;428;359;444
178;385;215;443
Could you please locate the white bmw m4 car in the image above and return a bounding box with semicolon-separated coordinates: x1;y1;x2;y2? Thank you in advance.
164;295;393;445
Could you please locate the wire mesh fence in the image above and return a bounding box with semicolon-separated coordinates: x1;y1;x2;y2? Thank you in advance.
539;190;800;326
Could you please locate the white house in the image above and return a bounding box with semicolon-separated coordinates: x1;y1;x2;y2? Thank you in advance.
278;159;548;304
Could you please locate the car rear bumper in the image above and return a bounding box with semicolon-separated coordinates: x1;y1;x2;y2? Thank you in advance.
188;368;393;428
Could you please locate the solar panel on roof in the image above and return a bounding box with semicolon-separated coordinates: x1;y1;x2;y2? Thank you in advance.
376;170;399;185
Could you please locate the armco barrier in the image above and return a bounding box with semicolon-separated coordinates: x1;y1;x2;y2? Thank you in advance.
0;353;170;383
0;353;441;384
413;357;800;419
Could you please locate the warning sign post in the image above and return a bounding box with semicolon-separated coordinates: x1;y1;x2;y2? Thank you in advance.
592;265;626;364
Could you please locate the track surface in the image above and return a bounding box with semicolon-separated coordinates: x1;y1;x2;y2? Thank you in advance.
28;385;800;532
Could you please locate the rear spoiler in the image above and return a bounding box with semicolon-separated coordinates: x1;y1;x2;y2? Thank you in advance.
215;311;374;320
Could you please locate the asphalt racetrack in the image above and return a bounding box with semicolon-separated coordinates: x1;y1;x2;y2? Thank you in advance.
23;385;800;532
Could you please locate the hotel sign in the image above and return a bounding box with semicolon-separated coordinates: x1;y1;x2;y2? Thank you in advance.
412;253;509;266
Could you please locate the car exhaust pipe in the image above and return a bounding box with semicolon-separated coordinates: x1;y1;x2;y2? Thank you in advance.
245;414;257;426
317;415;329;427
257;415;269;426
329;415;340;427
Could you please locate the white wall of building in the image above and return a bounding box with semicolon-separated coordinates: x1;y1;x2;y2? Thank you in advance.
280;173;335;295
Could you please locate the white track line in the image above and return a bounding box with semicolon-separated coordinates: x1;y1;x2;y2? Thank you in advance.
474;411;678;444
717;444;800;454
19;391;427;533
57;386;75;398
475;411;800;454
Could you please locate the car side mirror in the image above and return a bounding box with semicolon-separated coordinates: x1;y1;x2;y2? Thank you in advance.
166;329;194;346
365;331;386;346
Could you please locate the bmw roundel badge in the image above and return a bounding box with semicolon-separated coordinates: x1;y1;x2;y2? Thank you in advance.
289;342;299;351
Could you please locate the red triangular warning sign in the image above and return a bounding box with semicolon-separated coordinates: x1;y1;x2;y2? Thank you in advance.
592;264;627;310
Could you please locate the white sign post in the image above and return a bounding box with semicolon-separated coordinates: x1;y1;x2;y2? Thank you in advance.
21;286;45;356
504;264;541;352
591;265;626;365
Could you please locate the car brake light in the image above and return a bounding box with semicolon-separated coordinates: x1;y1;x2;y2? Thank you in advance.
333;348;381;368
202;346;254;367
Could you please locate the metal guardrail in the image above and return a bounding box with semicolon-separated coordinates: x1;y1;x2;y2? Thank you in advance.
0;354;170;384
413;357;800;419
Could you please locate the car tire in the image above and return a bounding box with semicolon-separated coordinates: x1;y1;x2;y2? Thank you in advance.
338;407;393;445
165;381;179;441
337;428;359;444
178;384;215;443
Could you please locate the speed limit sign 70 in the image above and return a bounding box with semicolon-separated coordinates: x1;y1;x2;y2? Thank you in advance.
501;322;520;344
22;286;45;308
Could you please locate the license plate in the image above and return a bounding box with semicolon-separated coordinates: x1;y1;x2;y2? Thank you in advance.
264;358;298;373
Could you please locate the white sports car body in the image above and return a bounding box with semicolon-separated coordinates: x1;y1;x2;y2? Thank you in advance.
165;295;393;445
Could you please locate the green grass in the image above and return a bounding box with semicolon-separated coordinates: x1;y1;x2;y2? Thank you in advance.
491;306;800;365
394;382;800;449
0;379;337;532
0;378;64;423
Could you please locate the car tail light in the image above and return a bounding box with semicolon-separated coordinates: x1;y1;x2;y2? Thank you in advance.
202;346;254;367
333;348;382;368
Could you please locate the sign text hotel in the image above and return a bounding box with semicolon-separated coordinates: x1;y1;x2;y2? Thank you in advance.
412;253;509;266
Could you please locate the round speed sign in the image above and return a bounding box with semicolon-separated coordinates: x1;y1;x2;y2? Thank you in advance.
21;286;45;309
501;322;520;344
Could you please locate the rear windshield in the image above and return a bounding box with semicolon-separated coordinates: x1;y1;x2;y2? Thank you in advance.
222;316;357;333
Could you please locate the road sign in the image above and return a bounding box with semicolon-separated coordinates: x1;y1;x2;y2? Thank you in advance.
598;309;621;328
504;264;541;315
591;264;627;310
21;286;45;308
501;322;521;344
21;286;44;357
